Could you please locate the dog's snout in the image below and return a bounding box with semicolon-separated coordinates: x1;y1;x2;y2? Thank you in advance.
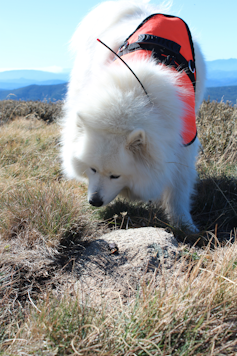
89;193;103;207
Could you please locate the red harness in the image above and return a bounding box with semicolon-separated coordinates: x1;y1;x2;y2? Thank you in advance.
115;14;197;146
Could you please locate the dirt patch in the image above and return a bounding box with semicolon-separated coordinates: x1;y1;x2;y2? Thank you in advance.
72;227;183;304
0;226;203;310
0;233;73;310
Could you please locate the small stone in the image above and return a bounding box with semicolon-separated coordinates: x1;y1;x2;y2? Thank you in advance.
108;242;119;254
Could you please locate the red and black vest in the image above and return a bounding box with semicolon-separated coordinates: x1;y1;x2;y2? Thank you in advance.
115;14;197;146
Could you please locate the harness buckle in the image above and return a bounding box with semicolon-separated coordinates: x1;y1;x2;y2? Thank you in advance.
119;41;129;52
188;60;195;74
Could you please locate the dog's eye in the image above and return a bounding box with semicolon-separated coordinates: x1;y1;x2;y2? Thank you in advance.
110;175;120;179
91;168;96;173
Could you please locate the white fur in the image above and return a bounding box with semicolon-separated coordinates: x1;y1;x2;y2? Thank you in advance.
61;0;206;231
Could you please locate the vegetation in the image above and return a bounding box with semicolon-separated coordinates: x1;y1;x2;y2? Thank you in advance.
0;99;237;355
0;99;63;124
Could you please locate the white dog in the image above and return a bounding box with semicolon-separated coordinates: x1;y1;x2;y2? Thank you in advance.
61;1;206;231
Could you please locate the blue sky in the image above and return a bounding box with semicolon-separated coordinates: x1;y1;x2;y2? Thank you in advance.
1;0;237;72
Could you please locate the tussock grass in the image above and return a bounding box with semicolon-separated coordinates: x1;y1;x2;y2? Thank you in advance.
0;117;89;242
0;116;60;183
194;100;237;238
0;100;63;124
0;100;237;355
197;100;237;167
0;181;85;241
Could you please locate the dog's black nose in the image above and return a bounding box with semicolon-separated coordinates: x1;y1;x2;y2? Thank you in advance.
89;193;103;207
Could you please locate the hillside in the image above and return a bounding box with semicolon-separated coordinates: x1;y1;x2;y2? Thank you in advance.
0;99;237;355
0;83;67;101
204;85;237;103
0;80;67;91
0;82;237;103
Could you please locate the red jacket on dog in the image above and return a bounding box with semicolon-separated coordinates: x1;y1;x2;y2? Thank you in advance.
116;14;197;146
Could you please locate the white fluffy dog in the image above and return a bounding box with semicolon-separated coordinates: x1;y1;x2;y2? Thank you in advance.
61;1;206;231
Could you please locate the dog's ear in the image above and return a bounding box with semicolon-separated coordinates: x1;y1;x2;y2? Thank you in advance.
126;129;146;155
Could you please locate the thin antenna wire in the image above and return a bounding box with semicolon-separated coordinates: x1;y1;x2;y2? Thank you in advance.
97;38;150;101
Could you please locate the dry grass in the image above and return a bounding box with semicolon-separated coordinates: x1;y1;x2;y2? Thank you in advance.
2;242;237;355
0;116;90;241
0;100;63;124
0;99;237;355
194;100;237;239
197;100;237;167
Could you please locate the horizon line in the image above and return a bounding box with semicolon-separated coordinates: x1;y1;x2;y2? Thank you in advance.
0;66;71;73
0;58;237;74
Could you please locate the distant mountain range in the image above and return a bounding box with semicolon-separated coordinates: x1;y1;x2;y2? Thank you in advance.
0;82;236;103
0;70;70;90
206;58;237;71
205;85;237;103
0;83;68;102
0;79;68;91
0;59;237;103
206;58;237;87
0;69;70;81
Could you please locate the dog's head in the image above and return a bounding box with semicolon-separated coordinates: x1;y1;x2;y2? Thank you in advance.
72;124;150;206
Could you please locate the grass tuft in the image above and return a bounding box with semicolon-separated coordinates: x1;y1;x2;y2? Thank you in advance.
0;181;84;241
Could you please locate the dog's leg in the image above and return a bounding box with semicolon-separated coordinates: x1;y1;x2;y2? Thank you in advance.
162;183;198;233
162;142;199;232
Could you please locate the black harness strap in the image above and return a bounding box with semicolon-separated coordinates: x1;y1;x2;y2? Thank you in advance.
117;33;196;91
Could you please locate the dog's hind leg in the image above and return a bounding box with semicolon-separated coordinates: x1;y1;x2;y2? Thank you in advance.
161;142;199;232
162;183;198;233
